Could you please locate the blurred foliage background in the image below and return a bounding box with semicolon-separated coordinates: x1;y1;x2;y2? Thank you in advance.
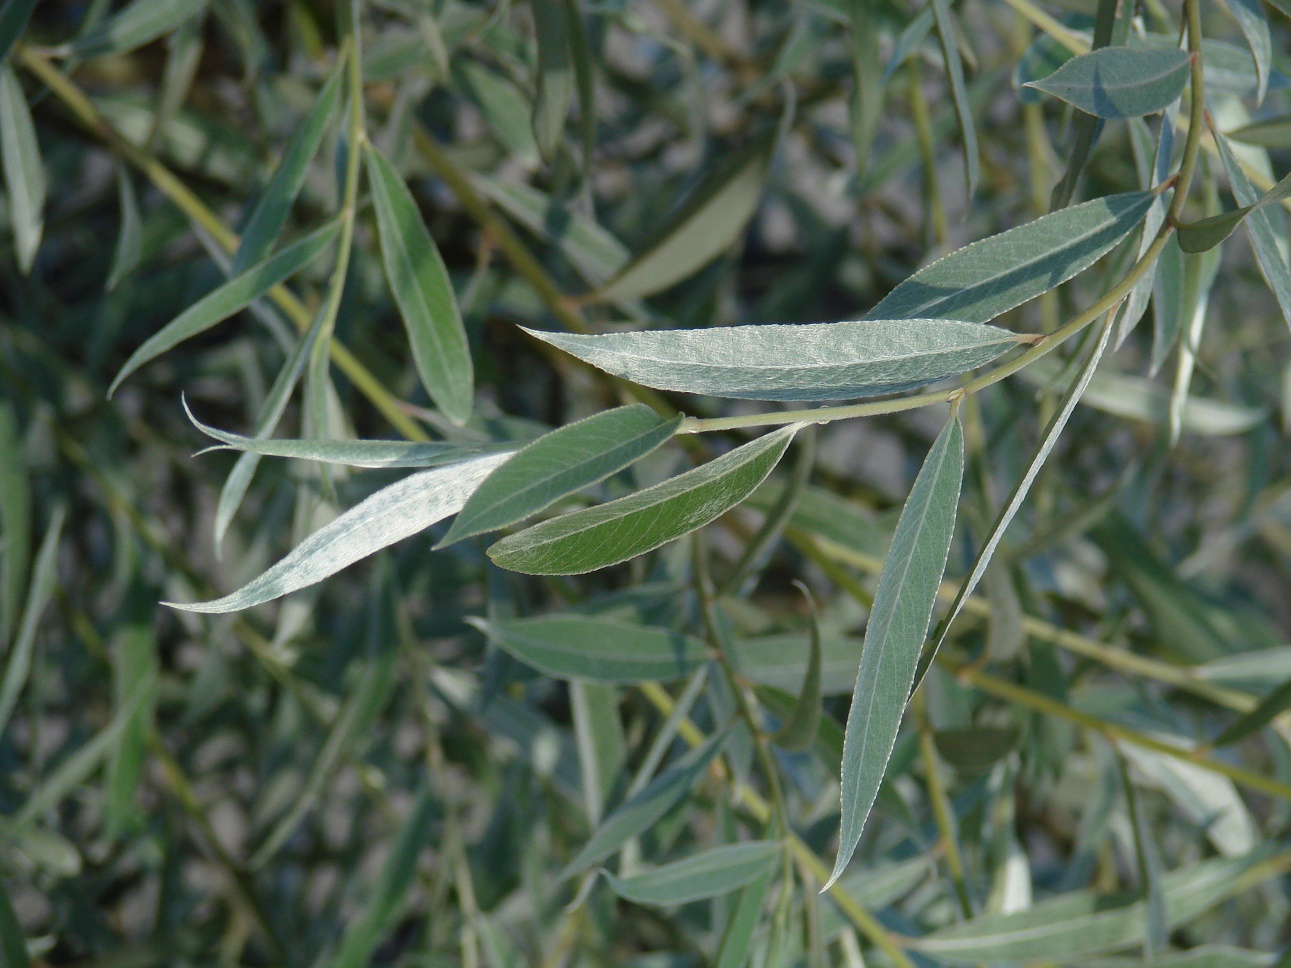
3;0;1291;965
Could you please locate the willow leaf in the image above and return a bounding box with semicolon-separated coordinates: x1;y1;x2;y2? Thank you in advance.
604;841;781;906
1218;0;1270;104
1176;167;1291;254
1023;47;1191;119
827;412;963;889
525;320;1018;401
489;425;796;575
771;586;823;751
0;0;37;67
531;0;573;163
106;160;142;290
71;0;211;59
0;64;43;274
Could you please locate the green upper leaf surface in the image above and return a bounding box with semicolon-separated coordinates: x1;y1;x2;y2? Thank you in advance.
366;143;474;425
441;405;680;545
525;320;1018;401
866;192;1155;323
71;0;211;59
1023;46;1192;119
469;614;709;683
489;425;797;575
604;841;781;906
828;412;963;888
167;453;511;613
0;64;44;275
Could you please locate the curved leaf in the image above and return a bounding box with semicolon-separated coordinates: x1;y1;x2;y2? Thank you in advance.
489;424;797;575
366;143;474;425
0;64;43;274
71;0;211;59
468;614;709;683
827;412;963;889
771;586;823;751
525;320;1019;401
441;405;680;545
604;841;781;906
1023;47;1191;119
930;0;978;197
167;452;511;613
1177;168;1291;254
866;192;1155;323
531;0;573;163
108;219;341;396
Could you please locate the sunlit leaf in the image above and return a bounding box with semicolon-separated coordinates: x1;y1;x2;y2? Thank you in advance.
1218;0;1270;104
168;452;511;613
442;405;680;545
1023;46;1191;119
828;412;963;888
604;841;781;906
0;403;30;649
525;319;1019;401
366;143;474;424
489;425;797;575
866;192;1154;323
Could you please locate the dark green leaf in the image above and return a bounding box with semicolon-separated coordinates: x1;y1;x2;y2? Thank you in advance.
71;0;212;59
525;319;1019;401
0;0;37;67
0;403;29;649
828;412;963;888
1177;168;1291;254
106;160;142;290
531;0;572;163
771;585;822;751
1226;116;1291;150
1211;674;1291;748
0;64;42;274
929;0;978;196
0;507;64;737
932;726;1020;773
1023;47;1191;119
0;873;31;968
604;841;781;906
489;425;797;576
442;405;680;545
713;868;774;968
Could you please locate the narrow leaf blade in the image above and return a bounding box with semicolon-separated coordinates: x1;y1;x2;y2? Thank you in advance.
604;841;781;906
71;0;212;59
0;64;43;274
1023;47;1192;119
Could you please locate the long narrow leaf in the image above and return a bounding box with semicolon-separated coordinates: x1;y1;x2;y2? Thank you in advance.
0;507;64;737
0;404;30;649
604;841;781;906
929;0;978;197
0;64;43;274
70;0;211;58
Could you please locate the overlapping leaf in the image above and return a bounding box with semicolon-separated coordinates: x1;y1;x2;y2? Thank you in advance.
604;841;780;906
1024;46;1191;119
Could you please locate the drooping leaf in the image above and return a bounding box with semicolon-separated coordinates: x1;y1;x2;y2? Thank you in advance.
929;0;978;197
1114;104;1176;347
866;192;1154;323
1176;167;1291;254
604;841;781;906
0;64;43;274
365;142;474;424
1169;235;1220;444
231;56;344;274
713;868;775;968
1212;131;1291;333
0;507;64;737
559;730;726;880
1211;673;1291;748
167;452;512;613
771;585;823;751
827;412;963;888
105;615;158;839
457;59;539;163
0;0;37;67
106;160;142;290
845;0;882;182
1023;46;1191;119
913;849;1276;963
71;0;212;59
591;133;775;303
531;0;573;163
570;681;627;824
0;403;30;649
1048;0;1116;210
1118;753;1167;958
441;405;680;545
1227;116;1291;150
108;219;341;395
918;316;1113;687
1218;0;1270;104
469;614;709;683
489;425;797;576
524;320;1019;401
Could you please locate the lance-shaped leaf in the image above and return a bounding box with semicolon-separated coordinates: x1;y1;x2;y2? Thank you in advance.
71;0;212;59
167;452;511;613
106;160;142;290
108;219;340;395
468;614;709;683
366;143;474;425
489;425;797;575
604;841;781;906
231;57;344;274
929;0;978;197
531;0;573;163
0;878;30;968
1177;167;1291;254
1213;132;1291;333
1023;47;1191;119
866;192;1154;324
1219;0;1270;104
591;134;774;303
187;401;511;468
441;405;680;545
524;320;1019;402
0;404;30;649
772;584;823;751
917;316;1113;691
913;848;1276;963
0;65;43;274
827;412;963;889
1227;116;1291;150
713;868;775;968
1211;674;1291;748
560;730;726;880
0;507;64;737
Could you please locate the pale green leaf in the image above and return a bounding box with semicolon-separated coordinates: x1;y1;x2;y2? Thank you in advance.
167;452;511;613
108;218;340;396
1226;116;1291;150
592;134;774;303
560;730;726;880
713;868;774;968
468;614;709;683
570;681;626;824
1151;234;1186;374
231;56;344;274
1169;237;1220;444
734;632;864;696
106;160;142;290
1213;131;1291;332
828;412;963;889
1084;946;1274;968
531;0;573;163
71;0;212;58
771;585;822;751
0;64;43;274
489;425;797;575
605;841;781;906
914;849;1275;963
458;60;539;163
867;192;1154;323
366;142;474;425
929;0;978;197
524;319;1019;401
1023;46;1191;119
441;405;680;545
